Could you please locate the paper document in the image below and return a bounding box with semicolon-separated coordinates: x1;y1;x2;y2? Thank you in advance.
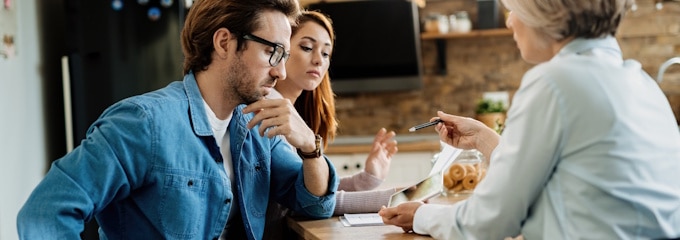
340;213;384;227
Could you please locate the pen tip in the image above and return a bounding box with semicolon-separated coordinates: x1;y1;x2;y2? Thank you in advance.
408;128;416;132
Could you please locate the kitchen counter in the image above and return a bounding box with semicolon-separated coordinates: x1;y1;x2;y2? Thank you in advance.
327;134;442;154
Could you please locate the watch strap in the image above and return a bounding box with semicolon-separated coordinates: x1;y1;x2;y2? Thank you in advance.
297;134;322;159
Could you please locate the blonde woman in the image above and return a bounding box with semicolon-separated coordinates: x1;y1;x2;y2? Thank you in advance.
380;0;680;239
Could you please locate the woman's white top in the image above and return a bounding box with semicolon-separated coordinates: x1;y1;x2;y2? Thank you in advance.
413;37;680;239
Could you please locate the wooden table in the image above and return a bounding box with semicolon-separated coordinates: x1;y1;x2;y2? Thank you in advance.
287;194;468;240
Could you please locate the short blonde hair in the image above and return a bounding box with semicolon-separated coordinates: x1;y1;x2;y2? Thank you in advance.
501;0;634;40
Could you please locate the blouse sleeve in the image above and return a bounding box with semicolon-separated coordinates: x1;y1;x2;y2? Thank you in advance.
413;70;566;239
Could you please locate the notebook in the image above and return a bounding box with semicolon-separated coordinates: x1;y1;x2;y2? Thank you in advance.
340;213;384;227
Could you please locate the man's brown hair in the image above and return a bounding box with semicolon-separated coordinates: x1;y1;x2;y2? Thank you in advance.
181;0;300;75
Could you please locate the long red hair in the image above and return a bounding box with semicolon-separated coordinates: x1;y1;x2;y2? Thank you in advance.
292;10;338;150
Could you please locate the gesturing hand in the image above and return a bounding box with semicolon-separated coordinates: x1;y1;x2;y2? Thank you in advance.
363;128;397;180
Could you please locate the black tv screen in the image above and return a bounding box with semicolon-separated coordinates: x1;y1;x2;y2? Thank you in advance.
307;0;423;94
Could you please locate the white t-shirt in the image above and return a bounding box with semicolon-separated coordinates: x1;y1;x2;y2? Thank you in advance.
202;100;238;223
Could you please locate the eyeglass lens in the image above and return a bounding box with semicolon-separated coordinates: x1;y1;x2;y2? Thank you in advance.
270;46;284;66
243;34;288;67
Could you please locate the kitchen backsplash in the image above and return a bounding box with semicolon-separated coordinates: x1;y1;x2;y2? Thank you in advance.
326;0;680;136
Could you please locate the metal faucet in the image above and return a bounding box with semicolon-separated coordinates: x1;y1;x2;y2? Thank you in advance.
657;57;680;83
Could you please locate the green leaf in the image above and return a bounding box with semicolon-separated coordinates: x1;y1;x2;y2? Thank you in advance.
475;99;506;114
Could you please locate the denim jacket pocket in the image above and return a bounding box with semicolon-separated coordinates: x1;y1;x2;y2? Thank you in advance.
160;172;208;239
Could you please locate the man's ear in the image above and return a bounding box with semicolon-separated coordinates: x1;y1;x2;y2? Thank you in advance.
213;28;232;59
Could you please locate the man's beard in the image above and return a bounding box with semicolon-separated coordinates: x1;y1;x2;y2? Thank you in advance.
224;57;274;105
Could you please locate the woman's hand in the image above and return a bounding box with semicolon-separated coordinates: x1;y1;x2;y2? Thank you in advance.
363;128;398;180
435;111;499;157
379;201;424;233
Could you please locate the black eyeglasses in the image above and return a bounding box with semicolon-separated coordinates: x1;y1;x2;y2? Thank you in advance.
242;33;290;67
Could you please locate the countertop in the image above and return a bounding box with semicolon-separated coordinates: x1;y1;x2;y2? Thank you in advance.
326;134;442;154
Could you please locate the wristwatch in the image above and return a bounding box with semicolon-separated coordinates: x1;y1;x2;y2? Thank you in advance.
297;134;323;159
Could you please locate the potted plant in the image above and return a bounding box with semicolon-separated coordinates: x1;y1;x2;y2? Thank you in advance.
475;98;506;133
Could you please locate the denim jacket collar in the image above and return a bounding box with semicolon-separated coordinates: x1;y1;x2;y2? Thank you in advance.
183;72;213;137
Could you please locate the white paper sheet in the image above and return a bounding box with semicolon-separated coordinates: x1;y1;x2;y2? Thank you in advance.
340;213;384;227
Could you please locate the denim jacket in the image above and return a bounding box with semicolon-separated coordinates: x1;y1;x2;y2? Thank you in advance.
17;73;338;240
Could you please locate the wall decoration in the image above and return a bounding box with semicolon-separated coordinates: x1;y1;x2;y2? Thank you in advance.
0;0;16;59
111;0;123;11
2;34;14;59
160;0;172;8
147;7;161;21
113;0;193;22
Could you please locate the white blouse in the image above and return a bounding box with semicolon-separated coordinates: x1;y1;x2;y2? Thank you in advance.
413;37;680;239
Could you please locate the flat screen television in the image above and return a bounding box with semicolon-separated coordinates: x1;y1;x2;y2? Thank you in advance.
307;0;423;94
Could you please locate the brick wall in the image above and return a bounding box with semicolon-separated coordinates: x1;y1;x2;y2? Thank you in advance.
306;0;680;136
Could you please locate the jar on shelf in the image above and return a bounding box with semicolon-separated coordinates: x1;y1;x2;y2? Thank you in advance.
423;13;449;33
451;11;472;33
448;14;457;33
436;14;450;33
442;149;486;196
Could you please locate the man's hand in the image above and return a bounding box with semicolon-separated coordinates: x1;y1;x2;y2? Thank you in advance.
243;99;316;151
243;98;329;196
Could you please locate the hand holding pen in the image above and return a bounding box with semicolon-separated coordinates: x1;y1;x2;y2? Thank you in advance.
408;119;443;132
419;111;500;157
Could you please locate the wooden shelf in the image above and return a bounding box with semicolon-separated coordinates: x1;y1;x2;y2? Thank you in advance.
421;28;513;40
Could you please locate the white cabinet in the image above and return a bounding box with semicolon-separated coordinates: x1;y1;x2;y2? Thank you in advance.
328;154;360;177
327;151;438;189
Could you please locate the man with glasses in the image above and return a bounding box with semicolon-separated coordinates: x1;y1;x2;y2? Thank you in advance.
17;0;338;239
242;33;290;67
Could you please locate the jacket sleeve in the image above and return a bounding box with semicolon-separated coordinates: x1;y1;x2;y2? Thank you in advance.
268;139;339;219
17;101;152;238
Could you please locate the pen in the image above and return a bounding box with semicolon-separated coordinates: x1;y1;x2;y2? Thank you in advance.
408;119;443;132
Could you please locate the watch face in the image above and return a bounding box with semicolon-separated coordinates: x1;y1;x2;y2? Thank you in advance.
298;134;323;159
316;134;323;155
